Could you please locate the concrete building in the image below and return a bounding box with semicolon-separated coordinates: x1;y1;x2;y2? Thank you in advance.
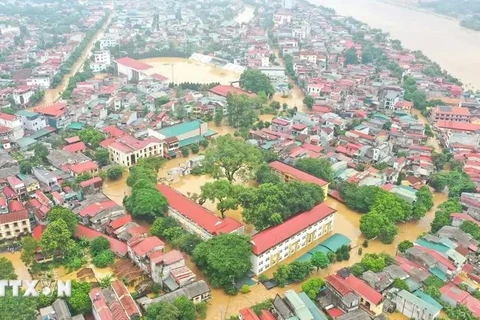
0;112;24;141
91;50;112;73
395;290;442;320
258;66;287;85
12;87;34;105
15;110;47;132
138;280;210;308
157;184;244;240
384;90;402;109
250;203;335;275
115;57;153;82
99;33;119;50
107;134;163;167
0;201;31;240
90;279;141;320
269;161;329;195
431;106;471;123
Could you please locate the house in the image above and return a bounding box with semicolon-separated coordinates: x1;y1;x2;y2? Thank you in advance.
137;280;211;308
0;112;24;141
62;141;87;154
69;161;99;177
127;236;165;273
239;308;260;320
7;175;26;196
384;90;402;109
32;167;59;190
150;250;194;289
33;103;68;129
440;282;480;318
78;200;123;231
0;197;7;214
395;290;442;320
15;110;47;132
325;274;360;314
250;203;335;275
0;200;31;240
38;299;76;320
157;184;244;240
431;106;471;123
269;161;329;195
90;279;141;320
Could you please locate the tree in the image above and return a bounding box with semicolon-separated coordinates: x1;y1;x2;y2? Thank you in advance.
288;261;314;283
226;94;257;129
19;160;33;174
173;296;196;320
190;144;199;154
255;164;282;184
151;217;180;239
310;251;330;271
124;188;169;219
78;128;105;148
392;278;409;291
0;289;38;320
99;274;113;288
204;135;262;182
137;157;166;173
40;219;73;256
33;143;49;161
0;257;17;280
424;275;444;289
181;147;189;157
214;108;223;126
174;233;203;255
68;281;91;315
47;206;78;235
431;200;461;233
20;236;37;266
359;212;398;243
273;265;290;287
127;166;156;186
107;165;123;180
302;278;325;300
303;95;314;109
397;240;414;253
239;69;274;96
460;221;480;241
92;249;115;268
344;47;359;65
430;173;447;192
145;301;180;320
90;237;111;256
199;180;240;218
193;234;252;290
95;148;110;166
295;158;335;182
361;254;390;272
350;263;366;276
370;192;412;223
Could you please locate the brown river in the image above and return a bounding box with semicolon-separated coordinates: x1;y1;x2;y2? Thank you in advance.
311;0;480;90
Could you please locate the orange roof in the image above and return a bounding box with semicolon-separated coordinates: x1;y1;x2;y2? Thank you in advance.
34;103;66;117
70;161;99;174
116;57;152;71
62;141;86;153
209;85;256;98
269;161;328;186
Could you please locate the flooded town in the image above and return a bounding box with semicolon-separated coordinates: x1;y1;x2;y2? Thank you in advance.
0;0;480;319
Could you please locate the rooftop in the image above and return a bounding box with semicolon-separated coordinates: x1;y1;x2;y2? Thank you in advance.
269;161;328;187
158;120;203;139
116;57;152;71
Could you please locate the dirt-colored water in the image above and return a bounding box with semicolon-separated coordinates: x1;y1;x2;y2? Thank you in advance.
37;14;112;107
411;108;442;153
139;57;241;85
0;251;31;281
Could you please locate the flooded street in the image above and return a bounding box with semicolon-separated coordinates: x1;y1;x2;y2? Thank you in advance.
36;14;113;107
0;252;31;281
411;109;442;152
311;0;480;89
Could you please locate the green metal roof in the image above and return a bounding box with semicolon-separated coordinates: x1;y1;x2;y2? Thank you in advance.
413;291;443;311
298;292;328;320
29;128;55;140
415;238;449;253
67;122;84;130
15;110;39;119
296;253;313;262
429;267;448;282
397;290;441;315
284;290;312;319
317;233;351;252
17;137;36;149
307;245;330;256
158;120;202;138
178;135;205;148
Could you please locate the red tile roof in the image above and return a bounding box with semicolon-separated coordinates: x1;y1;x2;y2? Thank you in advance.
0;197;5;207
79;176;103;188
8;200;24;212
150;249;184;265
451;213;480;227
2;186;16;198
157;184;243;235
76;224;127;256
440;282;469;303
251;203;335;255
0;210;28;224
34;103;66;117
79;200;118;217
102;125;126;138
269;161;328;187
70;161;99;174
130;236;164;257
62;141;86;153
326;274;353;296
345;274;382;305
464;296;480;318
116;57;152;71
209;85;256;98
260;310;276;320
110;215;132;230
239;308;260;320
65;136;81;144
0;113;16;121
89;287;114;320
432;106;470;116
326;307;345;318
32;225;45;241
436;121;480;132
415;245;456;270
110;279;141;318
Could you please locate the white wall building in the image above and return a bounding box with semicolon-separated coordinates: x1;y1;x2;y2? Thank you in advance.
0;113;24;141
99;33;119;50
16;110;47;132
250;203;335;275
91;50;112;73
107;134;163;167
258;66;287;84
26;76;51;89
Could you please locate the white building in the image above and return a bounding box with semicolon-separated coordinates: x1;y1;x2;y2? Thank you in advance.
107;133;163;167
0;113;24;141
115;57;153;82
12;87;34;105
91;50;112;73
26;76;51;89
384;90;402;109
258;66;287;85
250;203;335;275
16;110;47;132
99;33;119;50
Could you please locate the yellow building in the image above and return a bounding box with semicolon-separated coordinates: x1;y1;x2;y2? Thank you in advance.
269;160;329;195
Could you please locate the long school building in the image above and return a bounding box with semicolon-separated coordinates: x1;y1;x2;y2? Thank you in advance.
250;202;336;275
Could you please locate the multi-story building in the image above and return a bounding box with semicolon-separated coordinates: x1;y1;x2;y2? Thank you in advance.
250;202;335;275
90;280;141;320
99;33;119;50
33;103;69;129
384;90;402;109
32;167;59;190
107;134;163;167
0;201;31;240
157;184;244;240
0;112;24;141
12;86;34;105
91;50;111;73
431;106;471;123
269;161;329;195
127;235;165;273
395;290;442;320
15;110;47;132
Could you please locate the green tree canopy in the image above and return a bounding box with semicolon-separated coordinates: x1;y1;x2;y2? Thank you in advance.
90;237;111;256
199;180;240;218
302;277;325;300
344;47;359;65
0;257;17;279
255;163;282;185
193;234;252;291
204;135;263;182
78;128;105;148
225;94;257;129
92;249;115;268
107;165;123;180
239;69;274;96
359;212;398;244
47;206;78;235
20;236;37;266
68;281;91;315
126;165;157;186
124;187;168;219
397;240;414;253
295;158;335;182
0;289;38;320
40;219;74;256
431;199;461;233
94;148;110;166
